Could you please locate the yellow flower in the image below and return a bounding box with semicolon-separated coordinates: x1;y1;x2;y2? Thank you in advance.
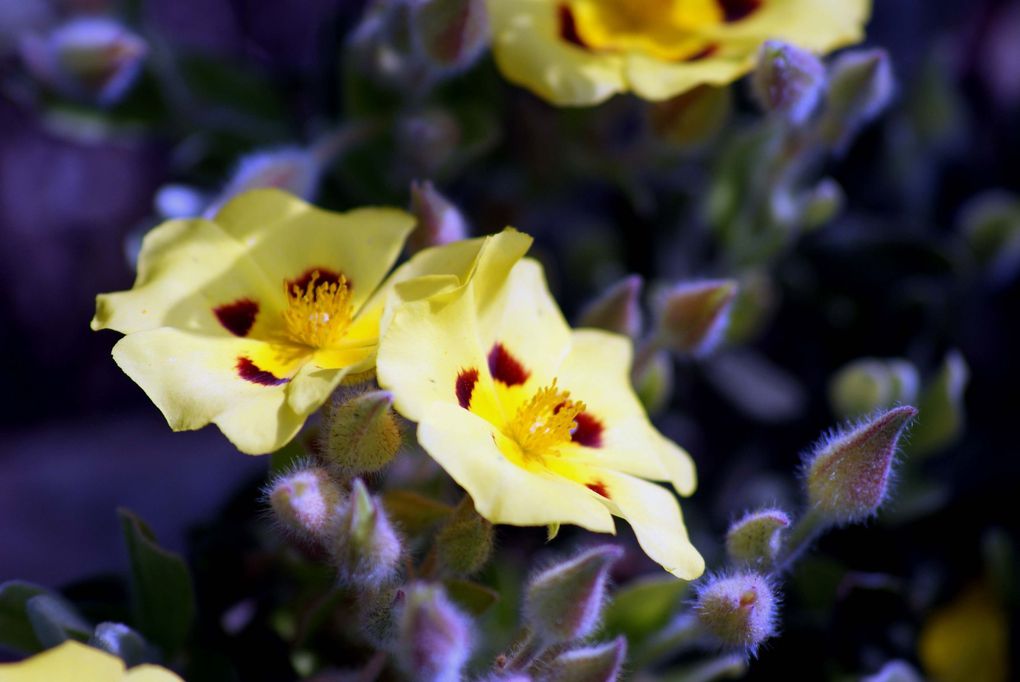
487;0;871;106
92;189;417;454
377;240;704;579
0;640;182;682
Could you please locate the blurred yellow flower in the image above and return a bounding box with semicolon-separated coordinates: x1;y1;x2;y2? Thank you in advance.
919;583;1009;682
0;640;181;682
92;189;415;454
487;0;871;106
377;235;704;579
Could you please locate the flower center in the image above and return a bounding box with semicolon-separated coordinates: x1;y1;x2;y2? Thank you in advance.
506;380;586;460
567;0;723;61
281;271;355;348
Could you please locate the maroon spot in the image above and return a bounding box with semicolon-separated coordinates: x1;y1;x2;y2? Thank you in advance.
456;368;479;409
571;412;604;447
214;298;259;337
287;267;344;294
488;343;530;386
718;0;762;22
586;481;611;498
558;4;588;48
686;43;719;62
236;357;289;386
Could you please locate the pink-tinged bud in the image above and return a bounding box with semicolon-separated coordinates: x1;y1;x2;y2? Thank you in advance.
205;147;323;216
320;389;403;476
268;467;343;543
331;479;403;586
804;406;917;523
577;276;644;340
414;0;489;71
821;49;895;152
655;279;738;357
694;572;778;655
524;545;623;644
725;509;791;569
829;358;920;419
751;41;827;126
409;180;469;254
546;637;627;682
20;17;148;106
396;582;473;682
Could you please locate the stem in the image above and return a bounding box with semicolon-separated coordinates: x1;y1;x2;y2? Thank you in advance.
773;507;828;574
501;631;545;672
632;613;704;669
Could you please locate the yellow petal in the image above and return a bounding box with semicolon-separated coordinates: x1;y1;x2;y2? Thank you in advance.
556;330;696;495
487;0;627;106
625;52;756;102
0;641;122;681
593;470;705;580
701;0;871;51
418;402;615;532
112;328;317;454
122;666;183;682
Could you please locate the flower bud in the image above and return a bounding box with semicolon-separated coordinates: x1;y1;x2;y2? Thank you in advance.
655;279;738;357
331;479;403;586
414;0;489;71
409;180;469;254
268;467;343;543
804;406;917;523
829;358;920;419
206;147;323;216
725;509;791;569
648;85;732;148
633;349;674;414
524;545;623;644
436;497;494;577
89;622;151;667
545;637;627;682
397;110;461;179
320;390;403;476
694;572;778;655
751;41;826;126
799;178;844;230
820;49;895;152
911;351;968;457
396;582;473;682
20;17;147;106
577;276;643;340
862;660;925;682
958;191;1020;285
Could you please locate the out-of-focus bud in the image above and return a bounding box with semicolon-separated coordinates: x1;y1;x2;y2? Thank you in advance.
20;17;147;106
799;178;844;230
414;0;489;71
331;479;403;586
804;406;917;524
862;660;925;682
725;509;791;569
268;467;343;543
397;109;461;179
820;49;895;152
725;270;777;345
655;279;738;357
348;0;427;92
829;357;920;419
911;351;969;457
154;184;208;220
409;180;469;254
633;349;673;415
395;582;473;682
320;390;402;476
648;85;732;148
206;147;322;216
544;637;627;682
693;572;778;655
959;191;1020;285
524;545;623;644
751;41;826;126
436;497;493;576
577;276;643;340
90;622;151;667
0;0;52;56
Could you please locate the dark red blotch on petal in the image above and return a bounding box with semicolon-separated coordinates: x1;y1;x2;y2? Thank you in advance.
558;4;588;48
456;368;479;409
718;0;762;22
237;357;289;386
288;267;344;293
214;298;259;337
571;412;604;447
686;43;719;62
587;481;611;498
488;343;530;386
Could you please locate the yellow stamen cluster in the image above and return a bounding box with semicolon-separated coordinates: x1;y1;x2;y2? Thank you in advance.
282;271;355;348
507;380;586;460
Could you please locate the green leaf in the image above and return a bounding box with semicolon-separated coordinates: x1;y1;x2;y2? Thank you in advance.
118;508;195;654
443;579;500;616
600;575;689;645
382;490;453;536
25;594;91;648
0;581;49;653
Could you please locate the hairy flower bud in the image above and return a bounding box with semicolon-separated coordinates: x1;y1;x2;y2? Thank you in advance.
805;406;917;523
655;279;738;357
268;467;343;543
20;17;147;106
545;637;627;682
331;479;402;586
524;545;623;644
320;389;403;475
633;349;674;414
577;275;643;340
409;180;469;254
396;582;473;682
821;49;895;152
414;0;489;71
829;358;920;419
436;497;494;576
725;509;791;569
694;572;778;655
751;41;826;125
